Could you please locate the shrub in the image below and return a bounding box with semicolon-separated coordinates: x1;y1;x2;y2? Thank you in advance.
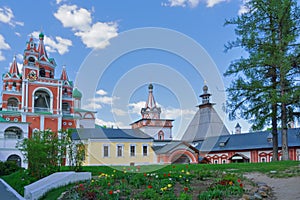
0;161;21;176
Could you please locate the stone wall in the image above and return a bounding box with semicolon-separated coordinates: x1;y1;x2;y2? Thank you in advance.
24;171;91;200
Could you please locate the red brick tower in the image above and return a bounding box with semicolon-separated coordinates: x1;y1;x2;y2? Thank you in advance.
0;33;77;136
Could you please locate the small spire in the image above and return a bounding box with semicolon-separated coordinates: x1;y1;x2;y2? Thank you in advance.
60;65;69;80
9;56;20;75
37;32;48;61
145;83;156;109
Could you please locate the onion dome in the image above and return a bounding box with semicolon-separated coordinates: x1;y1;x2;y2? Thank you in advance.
72;88;82;99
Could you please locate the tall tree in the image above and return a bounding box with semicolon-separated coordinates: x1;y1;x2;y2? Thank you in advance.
224;0;300;161
17;129;85;179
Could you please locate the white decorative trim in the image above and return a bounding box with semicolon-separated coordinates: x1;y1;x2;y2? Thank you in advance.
116;144;124;157
31;87;54;113
102;144;110;158
129;144;136;157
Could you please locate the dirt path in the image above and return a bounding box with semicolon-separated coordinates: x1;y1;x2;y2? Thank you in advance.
244;173;300;200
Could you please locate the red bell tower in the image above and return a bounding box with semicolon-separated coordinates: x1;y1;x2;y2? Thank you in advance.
0;33;77;136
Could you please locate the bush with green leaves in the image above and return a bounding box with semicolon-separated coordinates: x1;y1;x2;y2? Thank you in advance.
0;160;21;176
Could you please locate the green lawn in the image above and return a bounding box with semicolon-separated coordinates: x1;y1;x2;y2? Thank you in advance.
1;161;299;199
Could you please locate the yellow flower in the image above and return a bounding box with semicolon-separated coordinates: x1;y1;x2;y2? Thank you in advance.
112;174;114;177
91;180;94;183
229;181;233;186
124;171;127;173
186;171;190;175
167;184;172;188
113;170;116;173
179;175;182;178
181;170;185;173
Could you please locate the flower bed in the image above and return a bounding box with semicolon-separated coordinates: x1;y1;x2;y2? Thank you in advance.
60;165;245;200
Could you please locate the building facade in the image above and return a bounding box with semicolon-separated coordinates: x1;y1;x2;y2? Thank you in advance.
0;33;95;167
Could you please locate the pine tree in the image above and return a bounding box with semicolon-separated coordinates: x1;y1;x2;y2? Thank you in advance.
224;0;300;161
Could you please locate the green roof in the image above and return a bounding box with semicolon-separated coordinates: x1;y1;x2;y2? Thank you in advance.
0;110;21;115
74;108;96;113
0;117;6;122
72;88;82;99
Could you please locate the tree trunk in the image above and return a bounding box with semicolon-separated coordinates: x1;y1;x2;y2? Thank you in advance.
271;103;279;161
281;102;289;160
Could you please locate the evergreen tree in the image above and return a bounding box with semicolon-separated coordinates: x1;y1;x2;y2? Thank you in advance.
224;0;300;161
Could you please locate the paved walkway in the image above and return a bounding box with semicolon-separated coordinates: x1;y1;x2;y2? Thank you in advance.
0;179;24;200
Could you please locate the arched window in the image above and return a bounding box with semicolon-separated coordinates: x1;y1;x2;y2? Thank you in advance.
7;154;21;167
34;90;50;112
62;102;70;114
39;67;45;77
49;71;53;78
12;82;17;91
7;97;19;111
28;57;35;65
158;131;164;140
4;126;23;139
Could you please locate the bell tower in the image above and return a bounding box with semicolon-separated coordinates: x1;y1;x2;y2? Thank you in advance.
131;84;173;141
0;33;78;136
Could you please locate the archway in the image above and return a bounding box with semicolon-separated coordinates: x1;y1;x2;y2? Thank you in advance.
34;90;51;112
171;154;190;164
7;154;21;167
169;150;197;164
4;126;23;139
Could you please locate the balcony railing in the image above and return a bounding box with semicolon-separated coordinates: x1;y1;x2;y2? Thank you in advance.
7;106;18;111
34;107;50;112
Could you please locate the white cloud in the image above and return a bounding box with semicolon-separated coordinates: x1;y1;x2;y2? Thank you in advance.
0;34;10;61
163;0;229;8
238;0;250;15
161;107;195;119
96;89;108;96
91;96;119;105
31;31;72;55
95;118;128;129
54;4;118;49
111;108;127;116
83;95;119;110
56;0;64;4
0;6;23;27
0;34;10;50
128;101;146;115
206;0;227;8
127;101;195;120
15;32;21;37
74;22;118;49
54;4;92;32
163;0;200;8
82;102;102;110
0;51;5;61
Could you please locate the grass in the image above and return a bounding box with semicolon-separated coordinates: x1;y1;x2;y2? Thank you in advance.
1;161;299;199
39;183;77;200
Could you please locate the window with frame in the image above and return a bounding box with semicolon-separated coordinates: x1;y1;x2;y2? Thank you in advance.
117;145;123;157
142;145;148;156
103;145;109;157
130;145;136;157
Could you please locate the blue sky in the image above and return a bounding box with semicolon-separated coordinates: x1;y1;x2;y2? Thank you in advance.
0;0;256;137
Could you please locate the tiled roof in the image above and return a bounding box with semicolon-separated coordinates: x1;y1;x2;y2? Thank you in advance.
182;106;230;142
71;128;153;140
196;128;300;152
